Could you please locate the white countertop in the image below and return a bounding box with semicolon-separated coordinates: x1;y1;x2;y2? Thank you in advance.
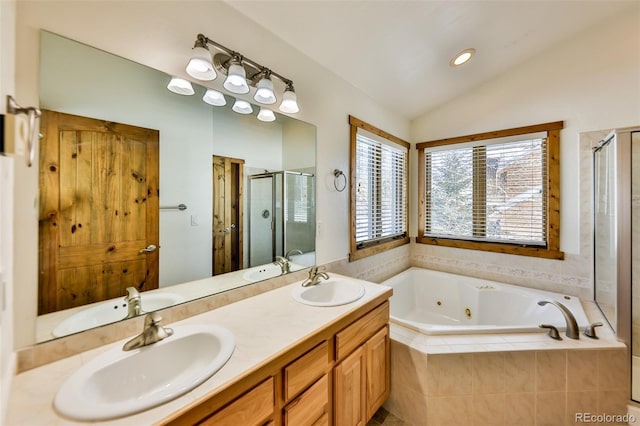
7;274;391;426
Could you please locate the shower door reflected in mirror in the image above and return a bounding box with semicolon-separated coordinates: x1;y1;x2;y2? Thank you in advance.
248;171;315;267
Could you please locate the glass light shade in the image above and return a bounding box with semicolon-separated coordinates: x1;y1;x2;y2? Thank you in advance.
257;108;276;122
278;89;299;113
232;99;253;114
253;77;276;105
167;77;195;95
223;63;250;94
202;89;226;106
186;46;216;81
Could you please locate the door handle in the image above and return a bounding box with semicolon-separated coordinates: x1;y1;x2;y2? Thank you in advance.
139;244;158;254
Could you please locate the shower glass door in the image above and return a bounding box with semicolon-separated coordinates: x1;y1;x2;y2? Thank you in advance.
248;175;275;267
594;136;618;331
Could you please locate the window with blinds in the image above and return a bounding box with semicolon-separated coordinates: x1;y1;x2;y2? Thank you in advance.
349;116;410;261
416;121;564;259
425;138;546;245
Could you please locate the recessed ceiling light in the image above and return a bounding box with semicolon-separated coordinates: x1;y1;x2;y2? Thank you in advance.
450;48;476;67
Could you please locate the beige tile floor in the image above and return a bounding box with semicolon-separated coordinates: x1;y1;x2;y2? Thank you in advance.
368;407;408;425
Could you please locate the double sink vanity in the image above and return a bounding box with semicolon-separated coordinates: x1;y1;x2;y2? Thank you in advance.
7;273;392;425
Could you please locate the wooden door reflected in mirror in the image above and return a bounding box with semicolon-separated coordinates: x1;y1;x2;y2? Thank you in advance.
212;155;244;275
38;110;159;314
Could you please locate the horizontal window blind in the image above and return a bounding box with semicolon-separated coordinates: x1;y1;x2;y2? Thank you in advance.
355;131;407;245
424;138;547;245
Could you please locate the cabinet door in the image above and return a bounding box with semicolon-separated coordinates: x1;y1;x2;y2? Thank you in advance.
284;374;329;425
334;345;366;426
199;378;274;426
366;326;390;419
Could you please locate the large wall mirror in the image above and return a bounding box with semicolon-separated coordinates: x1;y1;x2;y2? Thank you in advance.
36;31;316;342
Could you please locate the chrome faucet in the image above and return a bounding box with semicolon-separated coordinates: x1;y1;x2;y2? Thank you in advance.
274;256;290;274
537;300;579;339
124;287;143;319
285;249;303;260
123;312;174;351
301;266;330;287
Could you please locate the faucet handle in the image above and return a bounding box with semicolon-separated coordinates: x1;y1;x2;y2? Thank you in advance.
125;286;140;299
584;322;603;339
144;312;163;327
539;324;562;340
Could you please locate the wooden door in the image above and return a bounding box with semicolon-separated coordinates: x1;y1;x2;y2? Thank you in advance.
38;110;159;315
212;155;244;275
334;345;366;426
365;326;390;420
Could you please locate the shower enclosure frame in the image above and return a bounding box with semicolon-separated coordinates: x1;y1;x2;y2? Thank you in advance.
247;170;314;267
593;130;631;345
593;127;639;401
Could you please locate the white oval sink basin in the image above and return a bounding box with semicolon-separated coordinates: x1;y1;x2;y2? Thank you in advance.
292;277;365;307
52;292;186;337
54;324;235;421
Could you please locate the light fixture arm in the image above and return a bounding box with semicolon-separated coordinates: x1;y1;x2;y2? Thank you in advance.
196;33;294;88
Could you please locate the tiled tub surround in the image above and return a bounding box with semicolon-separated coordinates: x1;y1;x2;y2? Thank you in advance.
384;302;628;426
7;274;392;425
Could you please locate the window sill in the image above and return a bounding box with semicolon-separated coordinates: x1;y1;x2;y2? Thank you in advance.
349;236;410;262
415;236;564;260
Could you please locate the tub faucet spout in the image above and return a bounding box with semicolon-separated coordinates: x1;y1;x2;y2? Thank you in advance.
537;300;579;339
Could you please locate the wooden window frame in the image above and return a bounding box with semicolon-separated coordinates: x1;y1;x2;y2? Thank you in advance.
349;116;410;262
416;121;564;260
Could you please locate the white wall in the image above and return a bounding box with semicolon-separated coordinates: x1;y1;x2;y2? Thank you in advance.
410;8;640;298
1;1;19;415
14;1;409;347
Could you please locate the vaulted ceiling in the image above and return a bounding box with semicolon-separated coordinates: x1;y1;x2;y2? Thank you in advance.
227;1;638;120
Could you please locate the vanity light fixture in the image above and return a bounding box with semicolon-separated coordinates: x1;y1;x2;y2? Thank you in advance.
232;99;253;114
450;48;476;67
279;83;299;114
167;77;195;95
186;37;216;81
202;89;226;106
257;107;276;122
254;72;277;105
185;33;299;113
223;55;250;94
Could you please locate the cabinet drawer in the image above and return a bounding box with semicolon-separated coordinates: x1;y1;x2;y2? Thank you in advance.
336;301;389;361
200;377;274;426
284;340;329;401
284;374;329;426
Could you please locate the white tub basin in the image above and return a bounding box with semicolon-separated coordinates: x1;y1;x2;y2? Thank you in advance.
52;292;186;337
54;324;235;421
292;277;365;307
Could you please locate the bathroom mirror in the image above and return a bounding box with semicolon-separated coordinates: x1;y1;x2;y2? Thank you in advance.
35;31;316;342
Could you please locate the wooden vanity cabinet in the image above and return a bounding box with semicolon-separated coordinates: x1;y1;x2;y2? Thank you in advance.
162;298;390;426
334;302;390;425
